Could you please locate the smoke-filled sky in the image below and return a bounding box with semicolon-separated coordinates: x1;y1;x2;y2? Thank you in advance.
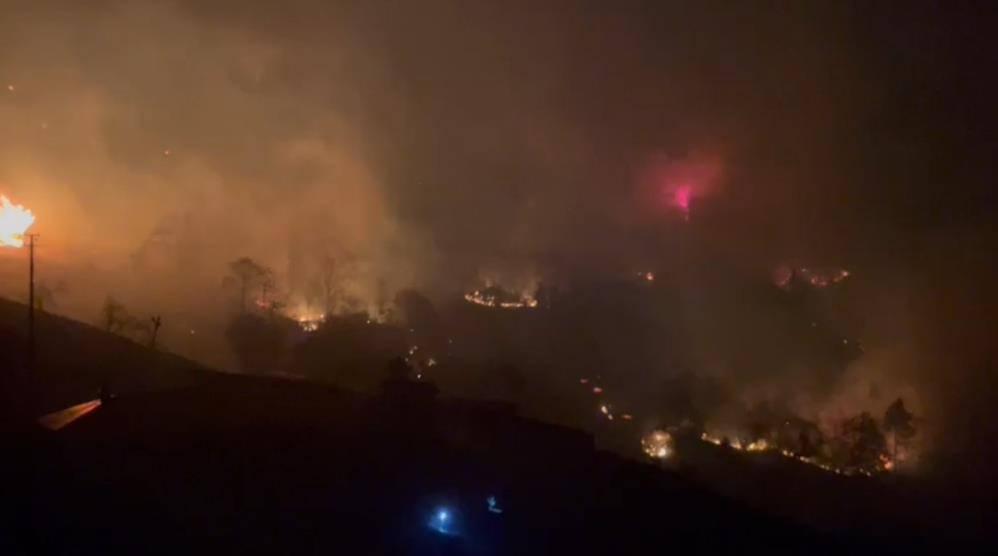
2;1;997;463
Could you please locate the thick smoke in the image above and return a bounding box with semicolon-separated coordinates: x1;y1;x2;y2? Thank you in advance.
1;1;994;471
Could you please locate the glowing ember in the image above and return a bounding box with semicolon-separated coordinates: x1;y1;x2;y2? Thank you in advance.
592;386;603;394
774;265;851;289
0;195;35;248
745;439;769;452
880;453;895;471
700;432;723;446
641;430;674;459
464;289;538;309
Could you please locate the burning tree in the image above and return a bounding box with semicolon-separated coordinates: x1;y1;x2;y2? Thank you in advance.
883;398;916;469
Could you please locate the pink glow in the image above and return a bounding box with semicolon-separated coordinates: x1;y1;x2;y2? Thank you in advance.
636;152;723;222
672;184;693;215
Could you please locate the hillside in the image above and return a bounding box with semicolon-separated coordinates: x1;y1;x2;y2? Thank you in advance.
1;300;988;554
0;296;214;415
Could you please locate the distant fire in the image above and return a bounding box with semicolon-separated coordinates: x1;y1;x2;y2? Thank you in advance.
699;431;892;477
282;305;326;332
0;194;35;248
297;315;324;332
773;265;850;289
642;430;674;459
464;287;538;310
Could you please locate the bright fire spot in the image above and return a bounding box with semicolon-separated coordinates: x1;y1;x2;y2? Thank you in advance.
464;289;538;310
745;439;769;452
621;414;633;421
579;378;589;384
700;432;723;446
592;386;603;394
642;430;674;459
294;312;325;332
0;195;35;248
637;271;655;282
880;453;895;471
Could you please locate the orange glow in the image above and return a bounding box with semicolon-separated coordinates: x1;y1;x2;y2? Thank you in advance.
38;399;101;430
0;195;35;248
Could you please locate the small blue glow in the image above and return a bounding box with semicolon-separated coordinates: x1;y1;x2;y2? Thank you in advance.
487;496;503;514
429;507;455;535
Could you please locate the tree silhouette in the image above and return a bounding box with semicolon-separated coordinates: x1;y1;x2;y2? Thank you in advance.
101;296;130;333
841;412;887;472
883;398;916;467
229;257;272;313
149;315;162;349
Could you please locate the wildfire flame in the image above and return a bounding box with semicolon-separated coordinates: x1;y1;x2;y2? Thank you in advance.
464;289;538;309
699;431;893;477
642;430;674;459
0;195;35;248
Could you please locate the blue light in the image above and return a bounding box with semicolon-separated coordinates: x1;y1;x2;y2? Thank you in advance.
486;496;503;514
429;506;455;535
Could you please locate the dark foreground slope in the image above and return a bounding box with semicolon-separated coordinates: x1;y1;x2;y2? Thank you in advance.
16;374;865;556
0;297;213;415
0;300;982;554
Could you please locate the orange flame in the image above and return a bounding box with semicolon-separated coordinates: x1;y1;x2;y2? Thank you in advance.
0;195;35;248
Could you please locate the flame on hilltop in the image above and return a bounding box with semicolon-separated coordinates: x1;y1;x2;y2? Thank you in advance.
642;430;674;459
0;195;35;247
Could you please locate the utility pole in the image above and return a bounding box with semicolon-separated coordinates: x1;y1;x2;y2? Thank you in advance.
26;233;38;372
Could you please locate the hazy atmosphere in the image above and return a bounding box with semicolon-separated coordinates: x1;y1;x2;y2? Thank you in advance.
4;0;997;522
